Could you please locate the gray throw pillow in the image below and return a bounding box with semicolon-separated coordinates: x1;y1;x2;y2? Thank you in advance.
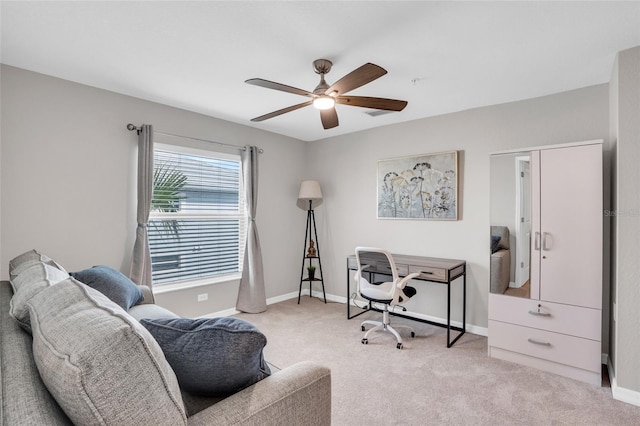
9;249;67;279
9;261;70;331
491;235;501;253
70;265;143;310
27;278;187;425
140;317;271;396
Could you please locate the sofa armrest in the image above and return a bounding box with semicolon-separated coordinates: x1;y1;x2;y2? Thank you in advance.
136;285;155;304
490;249;510;294
187;361;331;426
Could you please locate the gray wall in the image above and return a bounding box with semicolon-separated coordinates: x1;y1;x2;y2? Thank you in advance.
0;65;307;317
610;46;640;396
0;65;613;339
306;85;610;335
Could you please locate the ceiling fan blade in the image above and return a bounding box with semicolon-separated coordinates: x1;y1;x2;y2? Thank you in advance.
320;108;339;129
245;78;314;98
250;100;313;122
336;96;408;111
325;63;387;96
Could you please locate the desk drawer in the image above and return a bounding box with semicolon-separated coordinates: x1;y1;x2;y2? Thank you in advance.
409;265;447;282
376;263;409;276
347;257;358;270
489;320;600;373
347;257;409;276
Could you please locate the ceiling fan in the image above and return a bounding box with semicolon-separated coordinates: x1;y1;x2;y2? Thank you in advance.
245;59;408;130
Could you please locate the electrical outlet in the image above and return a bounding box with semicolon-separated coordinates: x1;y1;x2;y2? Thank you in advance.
197;293;208;302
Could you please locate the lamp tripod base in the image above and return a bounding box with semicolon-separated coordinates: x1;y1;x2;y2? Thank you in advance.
298;205;326;304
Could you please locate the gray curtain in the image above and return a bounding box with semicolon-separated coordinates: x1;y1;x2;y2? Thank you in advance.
130;124;154;296
236;145;266;313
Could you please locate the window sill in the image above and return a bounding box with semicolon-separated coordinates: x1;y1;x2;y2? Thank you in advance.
152;273;242;295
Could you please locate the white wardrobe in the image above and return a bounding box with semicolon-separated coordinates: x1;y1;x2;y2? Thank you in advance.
489;140;603;386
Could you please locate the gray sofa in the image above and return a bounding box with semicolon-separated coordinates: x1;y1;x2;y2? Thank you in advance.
490;225;511;294
1;255;331;425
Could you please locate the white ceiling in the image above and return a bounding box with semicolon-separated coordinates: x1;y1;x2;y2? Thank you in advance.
2;1;640;142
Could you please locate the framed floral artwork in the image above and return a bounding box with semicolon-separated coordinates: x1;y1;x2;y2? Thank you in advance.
377;151;458;220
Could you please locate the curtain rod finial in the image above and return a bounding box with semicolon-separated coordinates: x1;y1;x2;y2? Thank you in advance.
126;123;138;132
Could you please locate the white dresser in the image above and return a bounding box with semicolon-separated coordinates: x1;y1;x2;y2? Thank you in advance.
488;141;603;386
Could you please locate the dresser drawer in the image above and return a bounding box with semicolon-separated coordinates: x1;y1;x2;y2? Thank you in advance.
489;320;601;373
489;294;601;341
408;265;447;282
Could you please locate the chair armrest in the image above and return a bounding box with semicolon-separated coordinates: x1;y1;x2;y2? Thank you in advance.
396;272;420;289
187;361;331;426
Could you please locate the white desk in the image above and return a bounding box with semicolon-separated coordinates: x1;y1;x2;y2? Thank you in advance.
346;253;466;348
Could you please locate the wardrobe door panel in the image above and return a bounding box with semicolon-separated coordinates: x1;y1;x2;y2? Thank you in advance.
539;144;602;309
530;150;541;301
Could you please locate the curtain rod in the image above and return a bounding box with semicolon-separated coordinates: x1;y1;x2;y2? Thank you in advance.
126;124;263;154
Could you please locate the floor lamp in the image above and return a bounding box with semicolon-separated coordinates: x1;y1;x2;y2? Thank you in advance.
297;180;326;303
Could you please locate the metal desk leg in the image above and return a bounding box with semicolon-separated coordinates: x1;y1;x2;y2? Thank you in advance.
447;272;466;348
347;267;371;320
447;280;451;347
347;266;351;319
463;272;466;333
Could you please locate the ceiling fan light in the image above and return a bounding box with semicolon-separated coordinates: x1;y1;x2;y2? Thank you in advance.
313;96;335;110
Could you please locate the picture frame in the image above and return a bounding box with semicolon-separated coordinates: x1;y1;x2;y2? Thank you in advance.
377;150;458;220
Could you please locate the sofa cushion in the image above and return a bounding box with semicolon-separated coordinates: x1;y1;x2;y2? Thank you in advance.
27;278;187;425
70;265;143;310
9;262;69;331
140;317;271;396
9;249;67;279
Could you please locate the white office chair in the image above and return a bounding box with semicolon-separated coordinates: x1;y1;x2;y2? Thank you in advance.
354;247;419;349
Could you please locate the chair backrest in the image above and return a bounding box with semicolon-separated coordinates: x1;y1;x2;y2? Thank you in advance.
354;247;399;300
354;246;399;280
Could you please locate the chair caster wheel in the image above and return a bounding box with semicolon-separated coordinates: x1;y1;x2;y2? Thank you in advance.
361;325;365;332
362;338;368;345
397;343;403;349
411;332;415;338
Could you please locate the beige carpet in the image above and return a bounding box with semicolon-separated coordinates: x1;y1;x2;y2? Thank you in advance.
234;297;640;425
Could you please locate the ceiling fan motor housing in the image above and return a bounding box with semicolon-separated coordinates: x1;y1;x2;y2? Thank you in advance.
313;59;333;75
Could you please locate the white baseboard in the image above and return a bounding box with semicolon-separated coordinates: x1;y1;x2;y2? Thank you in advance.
306;290;488;337
204;290;487;337
200;291;302;318
608;358;640;407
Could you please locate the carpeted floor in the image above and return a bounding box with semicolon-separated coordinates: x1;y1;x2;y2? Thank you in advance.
234;297;640;425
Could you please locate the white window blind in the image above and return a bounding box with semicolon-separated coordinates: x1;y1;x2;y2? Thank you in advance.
149;144;245;285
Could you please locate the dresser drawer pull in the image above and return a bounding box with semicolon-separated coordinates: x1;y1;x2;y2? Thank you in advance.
421;271;434;275
528;310;551;317
527;338;552;347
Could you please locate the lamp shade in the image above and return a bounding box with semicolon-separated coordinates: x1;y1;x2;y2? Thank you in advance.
297;180;323;210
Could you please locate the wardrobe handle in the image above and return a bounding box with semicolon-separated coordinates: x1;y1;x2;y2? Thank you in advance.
528;310;551;317
527;338;552;347
534;232;541;250
542;232;552;251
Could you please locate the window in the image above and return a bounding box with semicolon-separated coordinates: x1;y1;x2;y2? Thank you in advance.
149;143;245;286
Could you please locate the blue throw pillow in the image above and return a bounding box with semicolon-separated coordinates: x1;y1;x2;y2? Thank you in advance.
491;235;502;253
140;317;271;396
70;265;143;311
